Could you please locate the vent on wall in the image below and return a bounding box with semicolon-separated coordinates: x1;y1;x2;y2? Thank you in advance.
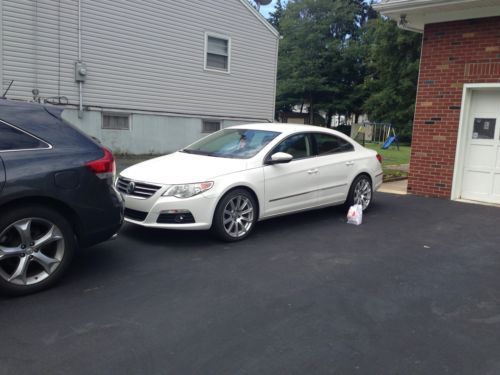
102;113;130;130
202;120;221;133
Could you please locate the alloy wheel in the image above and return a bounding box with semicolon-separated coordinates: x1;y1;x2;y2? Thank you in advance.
0;218;65;286
353;178;372;210
222;195;255;238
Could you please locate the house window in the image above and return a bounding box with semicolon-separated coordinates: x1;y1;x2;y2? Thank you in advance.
205;34;230;72
102;113;130;130
202;120;221;133
472;118;496;140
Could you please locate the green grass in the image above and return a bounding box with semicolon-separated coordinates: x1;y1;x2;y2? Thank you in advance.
364;143;411;167
364;143;411;181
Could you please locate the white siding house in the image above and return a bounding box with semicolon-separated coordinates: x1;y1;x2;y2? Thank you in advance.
0;0;279;154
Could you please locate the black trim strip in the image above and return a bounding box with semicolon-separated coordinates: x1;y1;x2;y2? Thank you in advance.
269;183;348;203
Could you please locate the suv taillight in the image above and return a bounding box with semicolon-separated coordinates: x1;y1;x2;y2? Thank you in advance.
376;153;383;164
86;147;116;181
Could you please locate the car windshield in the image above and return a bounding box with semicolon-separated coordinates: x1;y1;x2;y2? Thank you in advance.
182;128;281;159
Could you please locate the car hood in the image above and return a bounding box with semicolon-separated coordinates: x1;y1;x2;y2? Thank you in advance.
120;151;249;184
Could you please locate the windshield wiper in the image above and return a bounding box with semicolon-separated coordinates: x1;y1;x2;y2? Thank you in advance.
180;149;210;156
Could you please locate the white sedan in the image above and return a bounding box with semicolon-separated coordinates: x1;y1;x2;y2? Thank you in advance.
117;124;383;241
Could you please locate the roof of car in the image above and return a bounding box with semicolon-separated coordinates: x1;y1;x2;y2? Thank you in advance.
229;123;340;135
0;99;96;149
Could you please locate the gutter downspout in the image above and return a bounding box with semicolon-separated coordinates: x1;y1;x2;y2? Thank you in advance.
78;0;83;118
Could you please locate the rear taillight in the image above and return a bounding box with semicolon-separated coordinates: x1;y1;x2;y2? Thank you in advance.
86;147;116;181
376;153;383;164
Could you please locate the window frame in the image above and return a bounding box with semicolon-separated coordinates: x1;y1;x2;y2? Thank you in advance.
311;132;355;157
202;120;222;134
204;32;231;74
265;132;315;164
102;112;131;131
0;120;52;153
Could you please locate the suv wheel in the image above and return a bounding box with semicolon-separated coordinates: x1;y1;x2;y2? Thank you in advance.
0;206;76;296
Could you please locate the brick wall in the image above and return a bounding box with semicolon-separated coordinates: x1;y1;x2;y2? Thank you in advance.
409;16;500;198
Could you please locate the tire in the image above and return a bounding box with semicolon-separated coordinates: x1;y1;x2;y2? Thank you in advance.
0;205;76;296
345;174;373;211
212;189;258;242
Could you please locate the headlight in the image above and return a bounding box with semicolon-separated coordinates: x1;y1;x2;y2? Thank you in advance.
163;181;214;199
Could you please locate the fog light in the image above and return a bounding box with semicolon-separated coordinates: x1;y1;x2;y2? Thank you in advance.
157;210;195;224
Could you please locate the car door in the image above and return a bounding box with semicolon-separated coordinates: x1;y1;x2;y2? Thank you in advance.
312;132;356;205
263;133;320;217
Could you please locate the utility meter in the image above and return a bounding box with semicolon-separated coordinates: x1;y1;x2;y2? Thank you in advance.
75;61;87;82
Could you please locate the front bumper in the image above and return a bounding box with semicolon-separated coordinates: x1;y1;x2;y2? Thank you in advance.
123;192;218;230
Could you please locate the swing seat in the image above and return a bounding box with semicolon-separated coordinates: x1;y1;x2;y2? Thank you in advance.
382;136;397;149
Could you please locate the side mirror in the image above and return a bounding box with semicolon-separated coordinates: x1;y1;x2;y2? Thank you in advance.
267;152;293;165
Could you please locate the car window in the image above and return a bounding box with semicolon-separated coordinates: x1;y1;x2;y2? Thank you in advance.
273;133;312;159
314;133;354;155
0;121;48;151
182;128;280;159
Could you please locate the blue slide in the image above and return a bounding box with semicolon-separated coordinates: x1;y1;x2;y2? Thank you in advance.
382;136;397;150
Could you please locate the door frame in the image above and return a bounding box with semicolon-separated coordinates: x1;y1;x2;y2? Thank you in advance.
451;83;500;201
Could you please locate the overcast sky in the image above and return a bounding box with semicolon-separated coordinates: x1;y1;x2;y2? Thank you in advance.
258;0;376;17
258;1;280;17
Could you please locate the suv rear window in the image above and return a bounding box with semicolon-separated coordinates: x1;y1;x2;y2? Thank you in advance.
0;121;49;151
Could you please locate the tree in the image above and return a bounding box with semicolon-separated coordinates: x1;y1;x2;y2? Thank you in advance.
268;0;285;30
276;0;372;124
274;1;421;132
361;17;421;134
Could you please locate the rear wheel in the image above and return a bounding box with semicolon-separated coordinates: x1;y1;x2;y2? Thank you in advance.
345;174;373;211
0;206;76;296
212;189;257;242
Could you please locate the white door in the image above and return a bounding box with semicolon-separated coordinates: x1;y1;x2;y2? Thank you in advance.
461;90;500;204
263;133;319;216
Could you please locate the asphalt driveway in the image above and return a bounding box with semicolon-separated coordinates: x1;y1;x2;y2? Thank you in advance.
1;193;500;374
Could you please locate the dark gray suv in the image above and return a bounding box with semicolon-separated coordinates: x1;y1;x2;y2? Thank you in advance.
0;99;124;296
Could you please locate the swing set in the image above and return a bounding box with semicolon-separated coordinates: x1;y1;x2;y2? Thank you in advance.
353;122;400;150
371;122;400;150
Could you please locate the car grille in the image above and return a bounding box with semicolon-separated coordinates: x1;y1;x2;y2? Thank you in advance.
116;177;162;199
124;208;148;222
157;212;195;224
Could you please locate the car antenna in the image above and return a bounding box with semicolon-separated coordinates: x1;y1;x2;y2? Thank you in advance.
1;80;14;99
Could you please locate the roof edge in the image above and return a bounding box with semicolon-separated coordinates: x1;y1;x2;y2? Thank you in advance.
374;0;479;13
238;0;280;38
374;0;500;33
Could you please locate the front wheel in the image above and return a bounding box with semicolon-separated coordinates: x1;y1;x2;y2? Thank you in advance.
212;189;257;242
345;175;373;211
0;206;76;296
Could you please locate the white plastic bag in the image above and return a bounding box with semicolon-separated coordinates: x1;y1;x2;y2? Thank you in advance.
347;204;363;225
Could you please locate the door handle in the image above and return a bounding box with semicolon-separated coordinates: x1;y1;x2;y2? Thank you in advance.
307;169;319;175
345;161;354;166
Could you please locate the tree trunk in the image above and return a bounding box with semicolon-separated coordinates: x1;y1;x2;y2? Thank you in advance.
326;109;333;128
309;94;314;125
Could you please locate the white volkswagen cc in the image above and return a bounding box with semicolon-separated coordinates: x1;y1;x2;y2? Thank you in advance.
117;124;383;241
